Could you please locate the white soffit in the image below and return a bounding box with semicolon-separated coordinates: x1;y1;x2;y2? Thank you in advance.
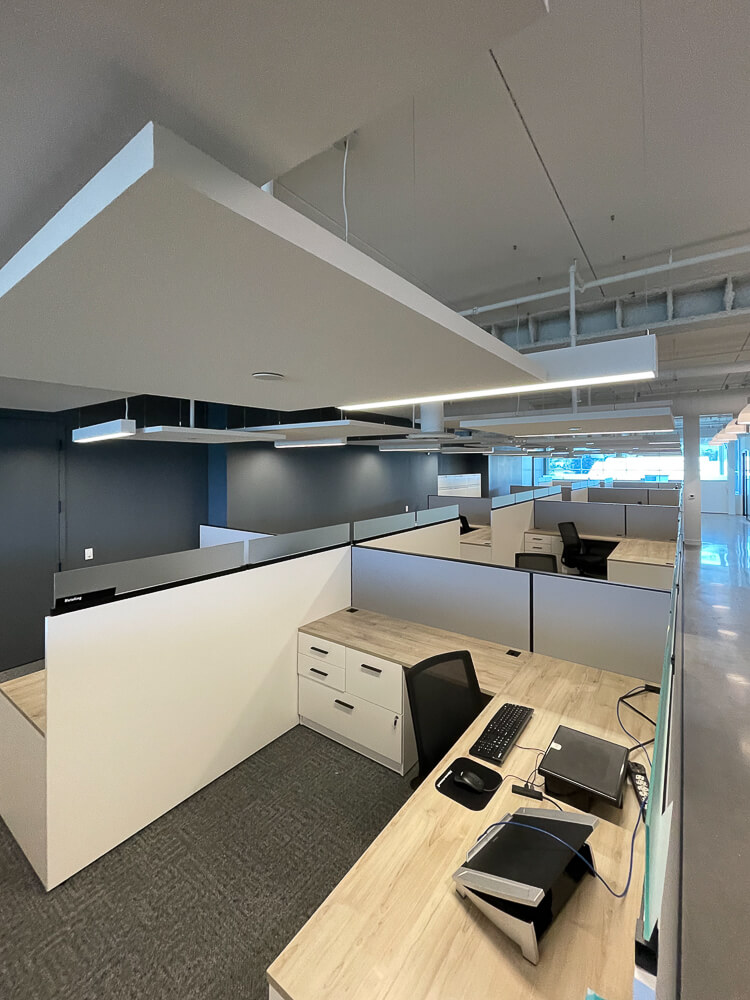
242;419;413;440
461;406;675;438
0;376;129;412
0;123;544;411
537;336;658;383
131;425;284;444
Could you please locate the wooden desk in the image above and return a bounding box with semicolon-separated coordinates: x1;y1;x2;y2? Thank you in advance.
270;610;656;1000
608;539;675;590
0;670;46;735
461;525;492;546
459;525;493;565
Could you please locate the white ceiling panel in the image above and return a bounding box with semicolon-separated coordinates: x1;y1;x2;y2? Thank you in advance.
0;124;545;413
0;377;127;412
461;406;675;437
242;419;414;441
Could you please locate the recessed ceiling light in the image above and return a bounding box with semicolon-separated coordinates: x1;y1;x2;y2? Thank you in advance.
252;371;285;381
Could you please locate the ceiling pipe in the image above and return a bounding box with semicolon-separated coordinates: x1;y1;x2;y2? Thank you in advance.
460;242;750;318
569;261;578;413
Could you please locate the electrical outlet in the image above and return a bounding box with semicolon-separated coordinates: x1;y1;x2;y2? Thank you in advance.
84;547;94;561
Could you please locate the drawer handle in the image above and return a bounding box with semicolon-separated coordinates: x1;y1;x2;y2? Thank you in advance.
334;699;354;711
309;667;328;677
361;663;383;675
310;646;329;655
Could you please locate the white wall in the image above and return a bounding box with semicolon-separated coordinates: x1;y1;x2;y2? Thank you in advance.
44;546;351;889
359;520;460;559
490;501;534;567
700;480;731;514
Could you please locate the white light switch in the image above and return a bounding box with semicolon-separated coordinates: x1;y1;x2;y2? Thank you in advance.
84;548;94;561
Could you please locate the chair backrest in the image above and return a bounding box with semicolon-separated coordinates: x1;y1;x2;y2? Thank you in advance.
458;514;472;534
514;552;558;573
557;521;582;566
404;650;484;781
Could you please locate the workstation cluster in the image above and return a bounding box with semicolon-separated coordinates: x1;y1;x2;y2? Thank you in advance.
0;495;682;999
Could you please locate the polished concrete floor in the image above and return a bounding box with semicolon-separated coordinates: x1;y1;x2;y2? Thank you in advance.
681;513;750;1000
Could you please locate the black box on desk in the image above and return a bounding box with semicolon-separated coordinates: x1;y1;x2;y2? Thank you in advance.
452;808;597;964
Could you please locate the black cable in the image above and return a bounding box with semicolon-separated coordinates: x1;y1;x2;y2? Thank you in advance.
542;794;563;811
619;697;657;727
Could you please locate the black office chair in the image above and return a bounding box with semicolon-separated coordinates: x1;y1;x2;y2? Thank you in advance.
404;650;488;788
514;552;558;573
458;514;472;535
557;521;609;578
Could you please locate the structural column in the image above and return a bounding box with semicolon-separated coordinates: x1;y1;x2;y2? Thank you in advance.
682;413;702;545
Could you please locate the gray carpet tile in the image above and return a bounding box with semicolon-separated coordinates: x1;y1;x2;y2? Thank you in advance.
0;726;413;1000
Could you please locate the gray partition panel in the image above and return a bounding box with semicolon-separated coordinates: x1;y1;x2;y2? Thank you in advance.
351;547;530;650
626;504;679;540
416;505;459;525
247;523;350;561
533;573;670;680
54;542;246;600
649;489;679;506
427;495;491;525
533;500;626;537
588;487;649;505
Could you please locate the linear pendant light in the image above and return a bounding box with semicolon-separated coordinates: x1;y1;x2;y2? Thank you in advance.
339;370;655;412
274;438;346;448
72;418;137;443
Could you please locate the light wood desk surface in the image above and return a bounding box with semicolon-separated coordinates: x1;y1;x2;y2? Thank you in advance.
0;670;46;735
608;538;676;567
461;525;492;546
529;527;623;544
272;610;656;1000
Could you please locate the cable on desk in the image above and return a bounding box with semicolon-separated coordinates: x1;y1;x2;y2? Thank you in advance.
617;686;655;769
477;804;645;899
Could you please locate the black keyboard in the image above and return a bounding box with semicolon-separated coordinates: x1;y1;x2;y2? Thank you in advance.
469;702;534;765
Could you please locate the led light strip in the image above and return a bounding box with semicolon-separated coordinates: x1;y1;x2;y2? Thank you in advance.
339;371;656;411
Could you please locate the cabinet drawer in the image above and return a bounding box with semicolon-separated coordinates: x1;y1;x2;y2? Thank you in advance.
526;533;552;545
299;678;402;763
345;648;404;712
297;653;345;692
297;632;346;668
526;541;552;553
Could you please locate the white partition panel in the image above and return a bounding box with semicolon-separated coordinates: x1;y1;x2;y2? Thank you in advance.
351;547;530;650
533;573;670;681
490;501;534;567
44;546;351;889
200;524;270;546
570;487;588;502
359;520;461;559
54;542;247;600
0;693;47;884
626;504;679;541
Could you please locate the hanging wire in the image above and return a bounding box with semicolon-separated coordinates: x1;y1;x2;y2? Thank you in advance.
342;137;350;243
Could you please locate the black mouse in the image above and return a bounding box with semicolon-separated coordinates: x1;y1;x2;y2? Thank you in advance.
453;769;485;793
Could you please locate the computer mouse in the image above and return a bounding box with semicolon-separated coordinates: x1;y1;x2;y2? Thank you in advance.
453;769;485;793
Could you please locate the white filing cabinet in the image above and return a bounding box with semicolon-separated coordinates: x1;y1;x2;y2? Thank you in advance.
297;632;417;775
523;531;564;563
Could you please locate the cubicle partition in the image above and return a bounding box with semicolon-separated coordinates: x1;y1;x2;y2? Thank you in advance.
588;486;649;505
356;509;460;559
350;544;669;680
490;498;535;566
427;494;491;525
199;524;271;546
532;573;670;681
41;543;352;889
351;546;531;650
53;541;248;602
533;499;626;537
625;503;680;540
